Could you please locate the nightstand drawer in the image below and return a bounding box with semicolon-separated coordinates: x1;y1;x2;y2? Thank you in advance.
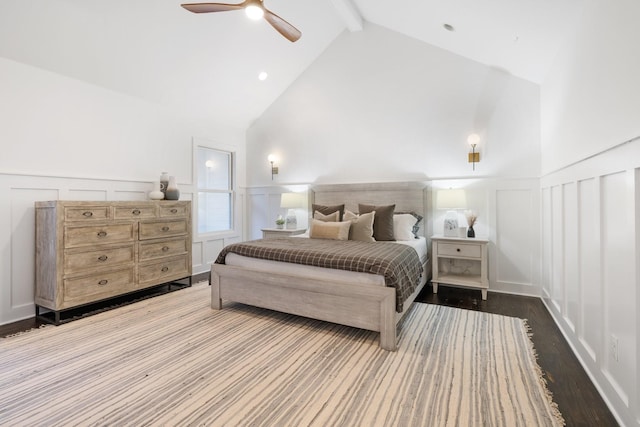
437;242;481;258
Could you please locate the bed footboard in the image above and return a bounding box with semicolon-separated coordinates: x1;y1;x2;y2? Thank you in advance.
210;264;398;351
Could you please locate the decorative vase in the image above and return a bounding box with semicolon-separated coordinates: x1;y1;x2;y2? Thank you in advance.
160;172;169;198
164;176;180;200
149;181;164;200
467;225;475;238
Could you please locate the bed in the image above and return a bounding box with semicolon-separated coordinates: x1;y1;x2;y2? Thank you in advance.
210;182;432;351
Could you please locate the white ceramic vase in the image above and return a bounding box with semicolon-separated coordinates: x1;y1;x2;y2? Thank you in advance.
149;181;164;200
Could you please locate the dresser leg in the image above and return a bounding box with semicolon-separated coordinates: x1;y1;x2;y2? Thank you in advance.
481;289;487;300
432;282;438;294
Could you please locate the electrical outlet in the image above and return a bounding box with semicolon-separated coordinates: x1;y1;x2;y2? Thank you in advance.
611;335;619;362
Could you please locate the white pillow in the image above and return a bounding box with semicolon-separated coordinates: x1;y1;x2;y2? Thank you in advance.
343;210;375;242
309;219;351;240
393;214;418;241
313;210;339;222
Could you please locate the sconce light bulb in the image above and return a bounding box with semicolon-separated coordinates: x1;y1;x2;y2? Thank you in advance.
467;133;481;146
267;154;276;164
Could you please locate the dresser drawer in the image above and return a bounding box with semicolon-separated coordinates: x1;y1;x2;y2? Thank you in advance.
437;242;481;258
114;205;157;220
139;237;188;261
139;220;188;240
63;267;135;306
65;223;135;248
65;245;135;273
160;205;188;218
138;255;189;285
64;206;110;222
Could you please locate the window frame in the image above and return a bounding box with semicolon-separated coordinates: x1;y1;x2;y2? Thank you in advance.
193;141;236;238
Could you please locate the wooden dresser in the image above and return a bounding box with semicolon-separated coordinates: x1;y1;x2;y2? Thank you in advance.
35;201;192;322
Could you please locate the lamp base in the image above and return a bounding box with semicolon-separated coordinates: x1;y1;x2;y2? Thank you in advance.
443;210;459;237
285;209;297;230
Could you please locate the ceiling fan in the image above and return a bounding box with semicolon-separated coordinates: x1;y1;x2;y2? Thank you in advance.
181;0;302;42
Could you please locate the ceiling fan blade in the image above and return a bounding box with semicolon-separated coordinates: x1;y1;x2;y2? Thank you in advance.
263;9;301;42
181;2;246;13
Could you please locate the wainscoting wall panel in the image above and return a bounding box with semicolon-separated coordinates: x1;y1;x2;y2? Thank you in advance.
541;139;640;426
495;189;535;290
578;177;600;363
0;173;242;325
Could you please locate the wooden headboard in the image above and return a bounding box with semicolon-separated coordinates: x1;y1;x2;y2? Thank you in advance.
309;181;432;238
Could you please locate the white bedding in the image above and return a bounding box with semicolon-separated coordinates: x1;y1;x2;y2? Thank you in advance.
224;236;428;289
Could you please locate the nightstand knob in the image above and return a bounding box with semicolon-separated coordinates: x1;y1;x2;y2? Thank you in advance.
456;248;461;252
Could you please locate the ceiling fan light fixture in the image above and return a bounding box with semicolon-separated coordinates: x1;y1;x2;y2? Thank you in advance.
245;5;264;20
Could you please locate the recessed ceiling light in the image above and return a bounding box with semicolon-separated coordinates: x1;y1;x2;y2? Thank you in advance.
258;71;268;81
443;23;455;32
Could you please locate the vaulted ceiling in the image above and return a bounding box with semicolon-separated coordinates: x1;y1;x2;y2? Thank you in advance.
0;0;585;130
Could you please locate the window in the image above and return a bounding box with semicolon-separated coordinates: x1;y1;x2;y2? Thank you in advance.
196;145;234;234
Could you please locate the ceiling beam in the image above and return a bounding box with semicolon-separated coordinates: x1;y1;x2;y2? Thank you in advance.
330;0;363;32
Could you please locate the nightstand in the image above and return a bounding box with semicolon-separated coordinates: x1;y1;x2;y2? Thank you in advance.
261;228;307;239
431;235;489;300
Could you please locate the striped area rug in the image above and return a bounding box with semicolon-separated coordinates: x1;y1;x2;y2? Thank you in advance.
0;282;563;426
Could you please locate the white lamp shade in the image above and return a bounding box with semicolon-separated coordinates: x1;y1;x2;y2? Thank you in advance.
436;189;467;210
280;192;306;209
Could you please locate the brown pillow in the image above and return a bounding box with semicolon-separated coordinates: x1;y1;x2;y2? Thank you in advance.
312;203;345;221
358;204;396;241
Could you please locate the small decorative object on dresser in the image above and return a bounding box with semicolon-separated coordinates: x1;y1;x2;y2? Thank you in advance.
431;235;489;300
35;201;192;324
164;176;180;200
160;172;170;196
275;215;285;229
149;181;164;200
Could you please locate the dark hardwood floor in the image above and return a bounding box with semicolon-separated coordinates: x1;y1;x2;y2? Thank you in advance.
1;277;618;426
415;284;619;427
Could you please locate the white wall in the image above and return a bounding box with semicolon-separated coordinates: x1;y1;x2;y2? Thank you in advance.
540;0;640;425
245;23;542;298
0;58;246;324
246;22;540;186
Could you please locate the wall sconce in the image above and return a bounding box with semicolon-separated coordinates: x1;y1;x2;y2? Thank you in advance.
467;133;480;170
267;154;278;180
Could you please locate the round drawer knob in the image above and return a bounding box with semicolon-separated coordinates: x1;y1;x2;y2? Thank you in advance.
83;211;93;217
171;208;178;214
98;279;108;286
98;255;108;262
161;266;169;272
132;209;141;215
162;246;170;252
162;226;170;232
97;231;107;237
456;248;461;252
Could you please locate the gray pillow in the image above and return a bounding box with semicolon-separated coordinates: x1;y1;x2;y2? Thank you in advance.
344;210;375;242
358;204;396;241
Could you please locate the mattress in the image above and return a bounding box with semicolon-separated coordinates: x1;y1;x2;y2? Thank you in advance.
224;237;427;288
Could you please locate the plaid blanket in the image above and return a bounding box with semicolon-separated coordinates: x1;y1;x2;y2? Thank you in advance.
215;238;423;312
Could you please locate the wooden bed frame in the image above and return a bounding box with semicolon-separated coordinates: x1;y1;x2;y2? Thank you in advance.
210;181;432;351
